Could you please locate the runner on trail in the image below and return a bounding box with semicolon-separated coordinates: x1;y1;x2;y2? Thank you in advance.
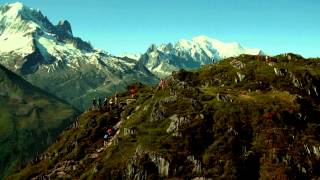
130;86;137;98
157;79;166;91
103;128;115;147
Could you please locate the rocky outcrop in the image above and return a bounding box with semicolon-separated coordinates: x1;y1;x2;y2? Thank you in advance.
272;68;320;98
230;59;245;69
167;113;204;137
126;146;170;179
274;68;288;77
289;72;303;88
124;127;137;136
187;155;202;174
235;72;245;83
150;95;178;122
237;72;245;82
56;20;73;35
150;154;170;177
167;114;191;137
216;93;233;102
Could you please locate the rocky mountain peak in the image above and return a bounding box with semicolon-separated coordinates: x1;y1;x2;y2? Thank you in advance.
0;2;56;36
147;44;158;52
158;43;174;52
56;19;72;35
7;2;24;11
1;2;43;21
2;2;24;15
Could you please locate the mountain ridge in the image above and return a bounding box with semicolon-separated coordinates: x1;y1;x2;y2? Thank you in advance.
138;35;264;78
9;54;320;179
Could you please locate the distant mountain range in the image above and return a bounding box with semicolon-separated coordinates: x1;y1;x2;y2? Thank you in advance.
0;2;158;110
124;36;263;78
0;64;79;178
0;2;263;110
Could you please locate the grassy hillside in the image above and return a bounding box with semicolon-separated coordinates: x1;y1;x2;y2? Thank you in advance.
10;54;320;179
0;64;80;178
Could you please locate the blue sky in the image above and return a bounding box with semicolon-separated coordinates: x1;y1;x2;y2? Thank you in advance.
1;0;320;57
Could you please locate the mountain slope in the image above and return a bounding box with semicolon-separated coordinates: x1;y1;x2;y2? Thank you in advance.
11;54;320;179
0;64;79;178
0;2;158;110
139;35;263;78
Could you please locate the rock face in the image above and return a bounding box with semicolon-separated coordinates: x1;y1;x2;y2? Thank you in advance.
272;65;320;98
167;114;191;137
126;146;170;179
150;155;170;177
56;20;72;35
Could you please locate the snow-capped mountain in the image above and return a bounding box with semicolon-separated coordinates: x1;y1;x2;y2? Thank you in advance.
138;35;264;78
0;2;158;110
